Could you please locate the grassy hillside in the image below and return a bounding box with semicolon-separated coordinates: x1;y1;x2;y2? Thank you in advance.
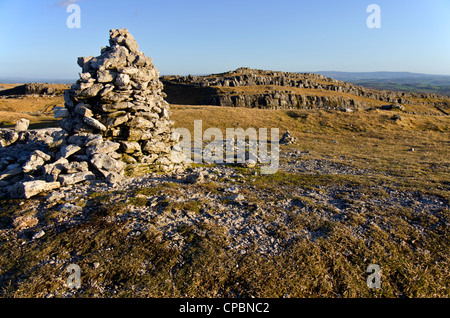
0;93;449;297
0;95;63;129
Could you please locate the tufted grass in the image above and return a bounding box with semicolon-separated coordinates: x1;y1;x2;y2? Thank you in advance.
0;96;448;298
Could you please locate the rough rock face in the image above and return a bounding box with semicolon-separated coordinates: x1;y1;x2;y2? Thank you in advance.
0;28;186;199
162;67;444;110
209;93;368;110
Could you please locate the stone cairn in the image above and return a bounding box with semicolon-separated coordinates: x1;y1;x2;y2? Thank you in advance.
279;130;297;145
0;28;185;199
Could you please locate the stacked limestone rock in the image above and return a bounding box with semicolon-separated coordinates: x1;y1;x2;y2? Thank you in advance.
60;28;185;175
0;123;69;199
279;130;297;145
0;28;185;199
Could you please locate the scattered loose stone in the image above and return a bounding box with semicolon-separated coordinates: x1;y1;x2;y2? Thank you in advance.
58;203;83;214
58;171;95;186
9;180;61;199
32;230;46;240
185;171;208;184
227;193;245;201
224;186;239;194
46;191;65;202
13;215;39;231
14;119;30;132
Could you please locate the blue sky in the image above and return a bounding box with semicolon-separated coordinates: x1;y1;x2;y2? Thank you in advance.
0;0;449;80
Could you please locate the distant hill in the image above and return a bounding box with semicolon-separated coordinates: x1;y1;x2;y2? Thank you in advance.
0;83;69;96
315;71;450;96
0;77;76;85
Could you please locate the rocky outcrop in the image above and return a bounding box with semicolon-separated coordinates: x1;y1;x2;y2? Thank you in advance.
165;67;337;88
0;28;186;199
209;92;369;110
162;67;445;110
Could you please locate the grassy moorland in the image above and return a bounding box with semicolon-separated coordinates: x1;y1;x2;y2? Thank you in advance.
0;95;63;129
0;95;449;298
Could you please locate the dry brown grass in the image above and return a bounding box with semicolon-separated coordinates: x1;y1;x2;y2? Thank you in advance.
0;96;64;113
171;104;449;134
0;96;64;127
0;97;449;298
171;104;449;197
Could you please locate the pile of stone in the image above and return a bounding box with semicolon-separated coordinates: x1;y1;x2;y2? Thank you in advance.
279;130;297;145
60;28;185;171
0;28;185;199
